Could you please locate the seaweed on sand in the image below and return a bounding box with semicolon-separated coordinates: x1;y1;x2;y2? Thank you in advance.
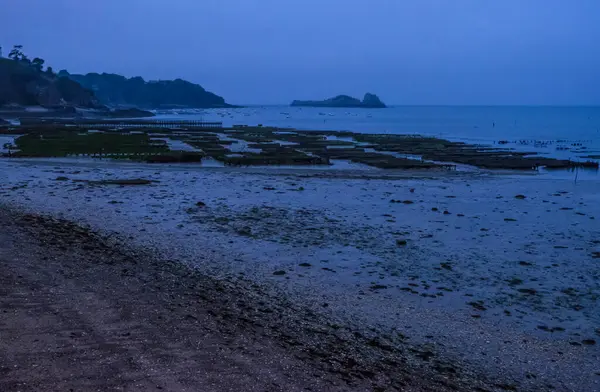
14;131;168;157
223;147;330;166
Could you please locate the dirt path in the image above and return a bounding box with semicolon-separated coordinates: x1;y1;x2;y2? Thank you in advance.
0;208;513;392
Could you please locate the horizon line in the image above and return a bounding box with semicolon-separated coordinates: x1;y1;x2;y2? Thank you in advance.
227;104;600;108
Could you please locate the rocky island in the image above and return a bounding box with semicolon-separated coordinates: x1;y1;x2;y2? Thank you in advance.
291;93;386;108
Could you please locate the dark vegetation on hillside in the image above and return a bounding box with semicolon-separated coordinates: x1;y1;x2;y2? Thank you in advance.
0;45;101;108
65;72;233;109
0;44;232;110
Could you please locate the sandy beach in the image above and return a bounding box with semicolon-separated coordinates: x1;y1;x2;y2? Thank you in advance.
3;0;600;389
1;157;599;391
0;210;347;391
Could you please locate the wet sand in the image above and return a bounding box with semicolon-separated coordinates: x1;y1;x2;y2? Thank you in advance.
1;158;599;391
0;211;338;391
1;208;494;392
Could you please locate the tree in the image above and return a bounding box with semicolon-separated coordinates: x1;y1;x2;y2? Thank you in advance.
31;57;45;72
8;44;30;65
45;66;55;76
8;45;24;61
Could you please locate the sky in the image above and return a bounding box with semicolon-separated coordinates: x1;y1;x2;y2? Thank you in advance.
1;0;599;105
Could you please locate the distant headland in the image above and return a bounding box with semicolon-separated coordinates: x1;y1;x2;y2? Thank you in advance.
0;44;234;115
65;71;235;109
291;93;386;108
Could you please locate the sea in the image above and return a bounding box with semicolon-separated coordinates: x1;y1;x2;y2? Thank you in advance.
154;105;600;178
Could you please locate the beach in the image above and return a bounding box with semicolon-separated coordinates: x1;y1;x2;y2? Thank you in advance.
2;0;599;389
1;156;599;391
0;210;344;391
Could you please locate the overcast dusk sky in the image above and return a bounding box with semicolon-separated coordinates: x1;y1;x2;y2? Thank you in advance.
1;0;599;105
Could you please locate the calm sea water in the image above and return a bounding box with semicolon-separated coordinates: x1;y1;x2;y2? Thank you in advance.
155;105;600;165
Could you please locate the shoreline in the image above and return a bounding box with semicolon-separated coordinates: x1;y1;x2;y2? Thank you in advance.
149;106;600;164
0;205;500;391
1;157;599;391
